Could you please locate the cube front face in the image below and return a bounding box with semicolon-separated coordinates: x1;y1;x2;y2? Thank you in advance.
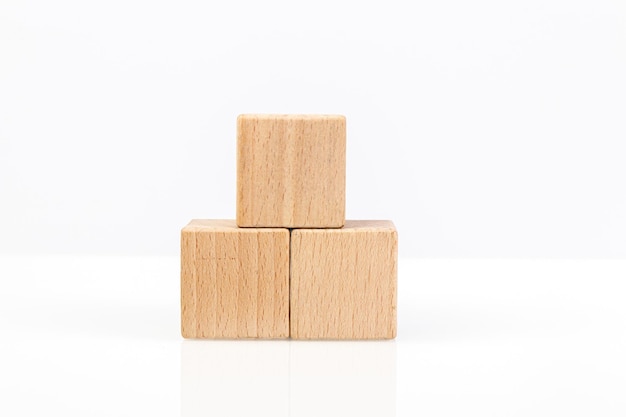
181;220;289;339
237;114;346;228
290;221;398;340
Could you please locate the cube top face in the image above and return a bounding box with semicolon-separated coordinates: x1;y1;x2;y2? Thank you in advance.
296;220;397;234
182;219;286;234
181;220;289;339
238;114;344;120
236;114;346;228
290;221;398;340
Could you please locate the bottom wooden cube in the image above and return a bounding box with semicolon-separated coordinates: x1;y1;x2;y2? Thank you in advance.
181;219;289;339
290;220;398;339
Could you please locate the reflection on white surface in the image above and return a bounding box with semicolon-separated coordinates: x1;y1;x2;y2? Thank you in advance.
181;340;396;417
181;341;290;417
290;341;396;417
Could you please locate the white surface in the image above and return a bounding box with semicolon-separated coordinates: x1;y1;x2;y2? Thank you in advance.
1;256;624;416
2;1;626;258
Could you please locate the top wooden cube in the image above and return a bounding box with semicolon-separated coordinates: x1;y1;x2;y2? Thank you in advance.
236;114;346;228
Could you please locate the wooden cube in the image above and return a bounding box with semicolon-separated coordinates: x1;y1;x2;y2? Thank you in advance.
181;219;289;339
290;221;398;339
237;114;346;228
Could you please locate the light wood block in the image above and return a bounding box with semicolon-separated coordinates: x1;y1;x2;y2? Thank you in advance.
237;114;346;228
181;219;289;339
290;220;398;339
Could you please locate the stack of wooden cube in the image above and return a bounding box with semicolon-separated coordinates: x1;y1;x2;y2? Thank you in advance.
181;115;397;340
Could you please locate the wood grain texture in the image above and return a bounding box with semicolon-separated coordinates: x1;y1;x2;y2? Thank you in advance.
237;114;346;228
290;220;398;340
181;219;289;339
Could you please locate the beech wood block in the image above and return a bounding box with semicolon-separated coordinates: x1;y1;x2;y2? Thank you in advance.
181;219;289;339
290;220;398;339
237;114;346;228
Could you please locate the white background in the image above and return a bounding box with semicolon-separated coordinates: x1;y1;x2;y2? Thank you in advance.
2;2;626;415
2;0;626;258
1;257;625;416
